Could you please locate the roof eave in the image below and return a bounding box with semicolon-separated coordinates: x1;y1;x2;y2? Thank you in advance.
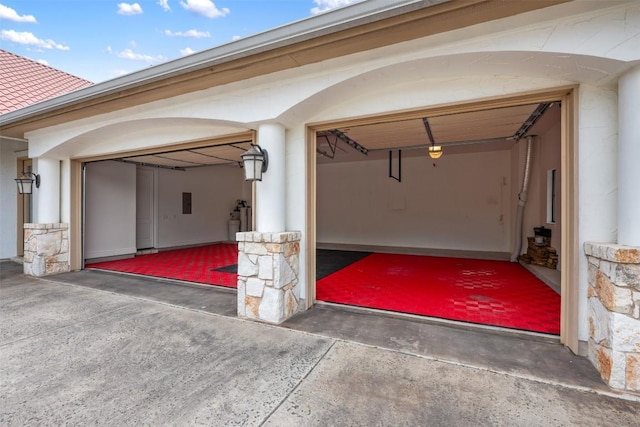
0;0;448;126
0;0;571;135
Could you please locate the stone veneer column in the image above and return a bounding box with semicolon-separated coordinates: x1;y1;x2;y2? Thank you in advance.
236;231;301;324
23;223;70;277
584;242;640;392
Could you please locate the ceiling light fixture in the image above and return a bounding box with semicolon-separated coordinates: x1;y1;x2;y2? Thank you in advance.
422;117;443;160
428;145;443;159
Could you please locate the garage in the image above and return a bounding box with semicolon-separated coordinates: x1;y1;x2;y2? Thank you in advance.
79;101;564;336
313;101;563;335
5;0;639;392
82;139;253;289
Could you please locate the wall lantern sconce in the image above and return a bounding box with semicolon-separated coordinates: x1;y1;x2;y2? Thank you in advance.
15;172;40;195
241;144;269;181
428;144;443;159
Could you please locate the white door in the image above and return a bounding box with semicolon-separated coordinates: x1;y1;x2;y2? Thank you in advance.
136;167;155;249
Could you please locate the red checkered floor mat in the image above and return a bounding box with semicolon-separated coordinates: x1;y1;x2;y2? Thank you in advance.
87;246;559;334
86;243;239;288
316;253;560;335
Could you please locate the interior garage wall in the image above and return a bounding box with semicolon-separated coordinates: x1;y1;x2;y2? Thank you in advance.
156;165;247;248
317;150;512;253
534;116;562;256
0;140;27;259
85;160;136;259
512;109;562;265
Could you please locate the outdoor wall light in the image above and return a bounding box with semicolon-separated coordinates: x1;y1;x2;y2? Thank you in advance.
15;172;40;195
428;144;443;159
241;144;268;181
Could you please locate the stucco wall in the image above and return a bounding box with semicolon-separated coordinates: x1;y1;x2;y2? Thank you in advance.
84;162;248;258
0;140;27;259
156;165;248;248
535;114;562;254
85;161;137;259
512;106;562;262
577;84;619;341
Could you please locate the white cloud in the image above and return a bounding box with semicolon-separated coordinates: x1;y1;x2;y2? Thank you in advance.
157;0;171;12
117;3;143;16
0;4;37;23
164;29;210;38
0;30;69;50
180;0;229;19
311;0;360;15
180;47;196;56
111;47;166;64
37;59;49;66
231;35;242;42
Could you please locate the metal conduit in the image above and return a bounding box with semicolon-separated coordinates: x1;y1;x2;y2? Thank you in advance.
510;136;534;262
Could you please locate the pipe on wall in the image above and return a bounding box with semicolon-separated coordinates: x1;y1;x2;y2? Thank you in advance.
510;136;534;262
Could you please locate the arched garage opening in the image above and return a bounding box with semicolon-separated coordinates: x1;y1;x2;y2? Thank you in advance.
309;90;576;342
70;132;255;290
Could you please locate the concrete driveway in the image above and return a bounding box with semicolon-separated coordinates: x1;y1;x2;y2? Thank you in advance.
1;261;639;426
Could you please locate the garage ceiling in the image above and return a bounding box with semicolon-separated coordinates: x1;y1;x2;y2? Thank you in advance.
338;104;537;151
317;102;555;163
107;102;556;169
117;141;252;170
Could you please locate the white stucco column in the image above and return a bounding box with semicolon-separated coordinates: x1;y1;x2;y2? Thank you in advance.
577;85;618;343
237;123;302;324
618;66;640;246
60;159;71;224
36;158;60;224
256;123;286;232
24;157;69;277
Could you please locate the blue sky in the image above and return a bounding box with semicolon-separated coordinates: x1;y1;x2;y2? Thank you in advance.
1;0;361;83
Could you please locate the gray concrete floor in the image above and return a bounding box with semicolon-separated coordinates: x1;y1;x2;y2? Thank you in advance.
521;262;561;294
2;261;639;426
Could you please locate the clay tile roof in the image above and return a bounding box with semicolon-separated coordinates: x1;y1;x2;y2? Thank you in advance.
0;49;93;115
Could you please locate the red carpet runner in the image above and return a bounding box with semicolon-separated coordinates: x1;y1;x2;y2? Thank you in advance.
86;243;238;288
317;253;560;335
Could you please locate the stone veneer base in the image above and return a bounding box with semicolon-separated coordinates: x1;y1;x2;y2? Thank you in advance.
236;231;301;324
584;242;640;392
23;223;70;277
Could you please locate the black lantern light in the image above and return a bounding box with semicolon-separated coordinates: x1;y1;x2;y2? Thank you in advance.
241;144;268;181
15;172;40;195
